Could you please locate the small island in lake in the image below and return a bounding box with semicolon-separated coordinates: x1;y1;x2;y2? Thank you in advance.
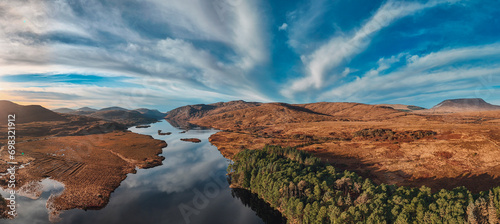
180;138;201;143
136;125;151;128
158;130;172;135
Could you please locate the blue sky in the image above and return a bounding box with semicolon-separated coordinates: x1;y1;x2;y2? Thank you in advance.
0;0;499;111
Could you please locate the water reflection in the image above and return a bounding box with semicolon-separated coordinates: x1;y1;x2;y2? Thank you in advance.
59;121;266;224
0;178;64;223
231;189;287;224
2;120;283;223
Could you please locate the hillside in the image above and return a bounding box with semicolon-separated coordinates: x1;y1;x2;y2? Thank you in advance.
164;100;261;128
165;101;408;129
193;103;333;130
0;100;67;124
167;100;500;193
190;102;413;131
88;110;158;126
53;108;76;113
52;106;166;126
0;101;166;217
428;98;500;112
376;104;426;112
298;102;407;121
77;107;98;112
0;101;127;138
134;108;166;119
99;106;128;111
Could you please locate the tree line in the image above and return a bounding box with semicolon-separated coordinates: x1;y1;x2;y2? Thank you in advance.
228;145;500;224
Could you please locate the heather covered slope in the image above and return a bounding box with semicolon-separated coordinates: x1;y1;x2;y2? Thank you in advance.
0;100;67;124
0;101;166;219
166;101;407;129
376;104;426;112
167;100;500;193
164;100;261;128
165;100;261;121
297;102;408;121
193;103;334;130
88;110;158;126
134;108;166;119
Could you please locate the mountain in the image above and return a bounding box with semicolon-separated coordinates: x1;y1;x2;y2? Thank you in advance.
0;100;67;124
77;107;98;112
165;100;261;128
376;104;426;112
0;101;127;137
192;102;333;130
430;98;500;112
298;102;405;120
88;110;158;126
134;108;166;119
166;101;406;129
53;108;76;113
51;106;164;126
99;106;129;111
167;100;500;193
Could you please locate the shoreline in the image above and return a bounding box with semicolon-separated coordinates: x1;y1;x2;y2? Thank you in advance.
0;130;167;219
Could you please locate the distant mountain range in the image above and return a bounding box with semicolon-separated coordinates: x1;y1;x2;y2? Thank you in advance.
0;101;127;136
6;98;498;128
164;100;407;129
0;100;67;124
165;98;500;129
78;106;98;112
429;98;500;112
52;106;166;126
376;104;426;112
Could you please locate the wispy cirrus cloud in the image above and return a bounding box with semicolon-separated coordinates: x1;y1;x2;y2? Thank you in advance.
318;44;500;107
0;0;499;109
281;0;460;98
0;0;273;110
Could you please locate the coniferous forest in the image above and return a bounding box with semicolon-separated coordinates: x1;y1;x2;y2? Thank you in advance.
228;145;500;224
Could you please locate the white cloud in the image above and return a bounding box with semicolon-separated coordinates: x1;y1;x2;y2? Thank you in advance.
278;23;288;31
285;0;330;52
318;44;500;103
282;0;458;98
0;0;273;107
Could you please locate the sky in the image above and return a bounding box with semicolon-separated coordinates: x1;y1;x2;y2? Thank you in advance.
0;0;499;111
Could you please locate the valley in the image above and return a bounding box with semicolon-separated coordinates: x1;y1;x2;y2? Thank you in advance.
1;98;500;223
166;99;500;193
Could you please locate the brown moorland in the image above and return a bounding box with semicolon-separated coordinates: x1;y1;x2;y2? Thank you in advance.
166;100;500;193
0;101;166;220
0;100;67;125
164;100;261;129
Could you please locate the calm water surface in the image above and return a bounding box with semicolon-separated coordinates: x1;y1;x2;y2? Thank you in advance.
1;121;285;224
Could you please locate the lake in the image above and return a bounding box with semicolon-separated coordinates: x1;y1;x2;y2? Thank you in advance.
1;120;285;224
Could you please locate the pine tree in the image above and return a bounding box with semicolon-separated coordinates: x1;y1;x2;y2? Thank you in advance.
467;201;478;224
476;197;489;224
345;193;353;207
316;206;327;224
489;191;499;224
303;203;312;224
296;201;304;221
314;185;322;201
337;196;344;207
